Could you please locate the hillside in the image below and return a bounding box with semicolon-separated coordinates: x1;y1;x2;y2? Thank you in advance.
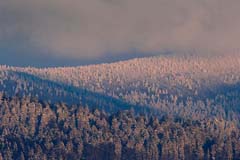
0;69;145;114
1;54;240;121
19;54;240;99
0;95;239;160
1;55;240;160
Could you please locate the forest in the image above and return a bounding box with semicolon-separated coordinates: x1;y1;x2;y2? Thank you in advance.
0;94;239;160
0;54;240;159
1;55;240;122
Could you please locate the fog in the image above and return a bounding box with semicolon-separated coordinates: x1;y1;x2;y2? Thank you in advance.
0;0;240;66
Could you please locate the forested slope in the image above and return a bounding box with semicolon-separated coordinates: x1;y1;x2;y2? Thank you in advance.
0;95;239;160
1;54;240;121
0;69;145;113
1;55;240;159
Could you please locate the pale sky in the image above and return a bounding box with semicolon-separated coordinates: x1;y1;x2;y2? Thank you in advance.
0;0;240;66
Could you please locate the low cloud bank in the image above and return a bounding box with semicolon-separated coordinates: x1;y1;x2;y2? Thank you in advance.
0;0;240;65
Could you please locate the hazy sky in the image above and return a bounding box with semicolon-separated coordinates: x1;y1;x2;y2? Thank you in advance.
0;0;240;66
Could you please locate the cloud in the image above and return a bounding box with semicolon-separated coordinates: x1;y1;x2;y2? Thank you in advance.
0;0;240;64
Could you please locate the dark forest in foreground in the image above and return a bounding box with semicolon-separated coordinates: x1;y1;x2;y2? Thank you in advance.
0;95;240;160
